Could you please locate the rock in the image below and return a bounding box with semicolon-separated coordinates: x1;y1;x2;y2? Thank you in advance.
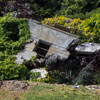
15;41;37;65
36;58;45;64
5;1;17;12
6;81;29;91
31;68;48;79
4;1;34;18
75;42;100;54
85;85;100;90
72;85;80;89
67;39;80;52
35;58;45;67
12;12;17;18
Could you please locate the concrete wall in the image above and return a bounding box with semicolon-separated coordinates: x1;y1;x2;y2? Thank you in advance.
28;20;78;58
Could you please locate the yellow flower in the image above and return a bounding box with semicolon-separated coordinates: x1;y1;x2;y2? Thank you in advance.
84;27;90;32
64;23;67;27
91;32;96;36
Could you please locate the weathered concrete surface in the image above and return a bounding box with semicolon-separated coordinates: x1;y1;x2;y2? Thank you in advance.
47;45;70;59
16;20;78;64
28;20;78;49
15;41;37;64
75;42;100;54
28;20;78;58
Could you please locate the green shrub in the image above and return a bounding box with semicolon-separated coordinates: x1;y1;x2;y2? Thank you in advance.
63;8;100;19
30;72;41;81
23;56;37;70
0;13;30;54
45;56;57;71
44;70;68;84
59;0;99;17
79;14;100;43
0;13;30;80
28;0;62;19
0;54;30;80
72;65;95;85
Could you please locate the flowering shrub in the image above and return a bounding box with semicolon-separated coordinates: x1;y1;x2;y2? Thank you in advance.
43;14;100;43
79;14;100;43
42;16;72;25
42;16;82;35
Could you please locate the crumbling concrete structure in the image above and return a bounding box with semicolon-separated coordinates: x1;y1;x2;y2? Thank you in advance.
28;20;78;58
16;20;79;64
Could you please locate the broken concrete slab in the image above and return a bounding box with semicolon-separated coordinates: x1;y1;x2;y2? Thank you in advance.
15;41;37;65
47;45;70;59
16;19;79;65
75;42;100;54
28;20;78;59
28;20;78;49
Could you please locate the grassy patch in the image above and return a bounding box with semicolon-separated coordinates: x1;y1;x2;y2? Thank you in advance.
0;83;100;100
21;83;100;100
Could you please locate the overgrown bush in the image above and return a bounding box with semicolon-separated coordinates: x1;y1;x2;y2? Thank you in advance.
62;8;100;20
29;0;62;19
0;54;30;80
42;16;82;35
44;70;68;84
0;13;30;80
45;55;58;71
72;65;95;85
0;13;29;54
79;14;100;43
59;0;99;18
23;56;37;70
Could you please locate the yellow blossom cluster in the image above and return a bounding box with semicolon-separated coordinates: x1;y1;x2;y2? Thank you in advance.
83;27;90;36
42;16;83;35
43;14;100;43
69;18;83;29
42;16;72;26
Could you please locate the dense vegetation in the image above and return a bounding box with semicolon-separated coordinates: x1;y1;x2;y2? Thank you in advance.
58;0;100;19
0;13;30;80
0;0;100;86
0;0;100;19
43;14;100;43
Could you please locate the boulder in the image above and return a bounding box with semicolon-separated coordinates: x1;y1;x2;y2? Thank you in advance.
5;81;29;91
75;42;100;54
15;41;37;65
31;68;48;79
67;39;80;52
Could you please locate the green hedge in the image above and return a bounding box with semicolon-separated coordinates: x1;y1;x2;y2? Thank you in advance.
0;13;30;80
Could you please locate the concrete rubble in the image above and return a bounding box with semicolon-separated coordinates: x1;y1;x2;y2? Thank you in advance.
75;42;100;54
15;40;37;65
